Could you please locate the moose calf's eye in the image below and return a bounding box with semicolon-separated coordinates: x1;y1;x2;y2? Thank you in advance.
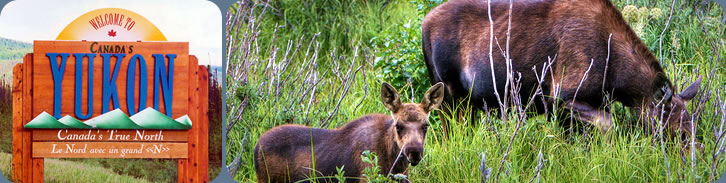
396;124;404;133
422;124;429;130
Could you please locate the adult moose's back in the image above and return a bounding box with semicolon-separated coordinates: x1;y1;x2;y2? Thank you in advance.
422;0;701;141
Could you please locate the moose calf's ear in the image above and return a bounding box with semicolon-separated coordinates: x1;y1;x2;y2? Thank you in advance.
381;82;402;112
421;82;445;113
679;76;701;100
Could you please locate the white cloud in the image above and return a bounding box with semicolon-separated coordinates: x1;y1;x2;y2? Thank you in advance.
0;0;223;66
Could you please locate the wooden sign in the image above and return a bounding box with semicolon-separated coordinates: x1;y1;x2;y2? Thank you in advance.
32;129;188;158
32;129;188;142
32;142;188;158
12;40;210;182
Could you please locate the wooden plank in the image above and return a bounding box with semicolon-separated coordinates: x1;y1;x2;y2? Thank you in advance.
198;65;209;182
23;53;34;182
12;63;23;182
178;159;187;183
31;158;43;183
185;55;199;182
32;129;188;142
32;142;188;158
31;41;190;119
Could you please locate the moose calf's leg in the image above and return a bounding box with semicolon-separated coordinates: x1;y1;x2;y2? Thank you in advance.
563;101;612;132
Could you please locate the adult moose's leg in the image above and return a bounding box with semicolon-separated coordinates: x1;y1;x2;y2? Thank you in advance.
563;100;612;133
547;71;612;133
437;85;456;137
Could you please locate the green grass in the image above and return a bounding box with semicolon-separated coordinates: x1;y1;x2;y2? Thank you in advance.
0;152;152;183
227;0;726;182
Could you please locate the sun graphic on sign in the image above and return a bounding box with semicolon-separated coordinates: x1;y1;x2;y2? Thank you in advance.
56;8;167;41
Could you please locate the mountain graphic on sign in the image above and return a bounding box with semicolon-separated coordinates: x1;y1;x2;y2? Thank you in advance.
84;109;142;129
130;108;190;129
24;112;74;129
23;108;192;129
59;115;92;129
175;115;192;127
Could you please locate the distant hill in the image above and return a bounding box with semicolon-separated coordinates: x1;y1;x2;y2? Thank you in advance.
0;37;32;61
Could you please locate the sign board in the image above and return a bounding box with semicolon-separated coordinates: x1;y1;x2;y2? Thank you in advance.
10;7;210;183
30;41;189;119
13;41;210;182
32;129;188;158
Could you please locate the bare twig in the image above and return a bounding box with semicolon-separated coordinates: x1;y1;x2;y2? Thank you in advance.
658;0;677;64
602;33;612;91
320;49;364;128
529;150;544;183
709;88;726;182
227;98;248;136
573;59;595;104
226;133;247;176
480;152;491;183
388;144;406;176
503;0;514;113
486;0;505;116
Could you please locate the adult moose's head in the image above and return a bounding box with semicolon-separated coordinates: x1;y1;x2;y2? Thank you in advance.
647;75;701;139
380;82;444;166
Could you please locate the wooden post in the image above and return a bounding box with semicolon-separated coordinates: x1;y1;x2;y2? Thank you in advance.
198;65;209;182
179;55;208;182
14;53;41;182
12;62;23;182
25;53;38;183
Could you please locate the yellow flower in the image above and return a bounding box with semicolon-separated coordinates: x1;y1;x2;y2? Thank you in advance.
622;5;639;22
638;7;650;21
650;8;663;19
671;32;680;50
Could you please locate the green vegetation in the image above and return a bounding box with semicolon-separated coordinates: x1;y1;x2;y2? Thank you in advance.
227;0;726;182
0;37;31;62
0;37;27;78
0;152;153;183
0;79;11;154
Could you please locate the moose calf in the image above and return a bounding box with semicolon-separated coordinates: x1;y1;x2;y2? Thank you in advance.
254;82;444;182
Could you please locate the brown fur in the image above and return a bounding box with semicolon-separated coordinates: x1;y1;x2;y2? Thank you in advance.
422;0;701;140
254;83;444;183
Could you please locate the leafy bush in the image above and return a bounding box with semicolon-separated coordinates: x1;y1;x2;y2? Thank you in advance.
372;0;441;100
361;150;408;183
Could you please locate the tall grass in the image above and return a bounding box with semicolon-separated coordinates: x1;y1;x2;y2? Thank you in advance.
226;0;726;182
0;76;11;180
42;156;152;183
208;70;224;179
0;75;12;154
0;75;10;114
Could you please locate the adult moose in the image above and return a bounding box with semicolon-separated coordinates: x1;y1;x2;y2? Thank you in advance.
254;82;444;182
422;0;701;140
